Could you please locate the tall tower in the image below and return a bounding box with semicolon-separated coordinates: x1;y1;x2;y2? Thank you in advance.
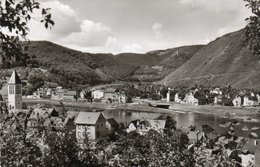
8;70;22;110
166;88;171;102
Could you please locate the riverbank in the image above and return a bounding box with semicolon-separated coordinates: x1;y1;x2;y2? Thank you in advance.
169;103;260;122
23;99;183;114
24;99;260;120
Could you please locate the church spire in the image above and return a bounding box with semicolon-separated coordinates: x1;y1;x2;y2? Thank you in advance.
8;70;22;84
8;70;22;111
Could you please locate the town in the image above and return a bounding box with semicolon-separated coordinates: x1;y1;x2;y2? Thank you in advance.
1;0;260;166
1;69;260;108
1;70;260;166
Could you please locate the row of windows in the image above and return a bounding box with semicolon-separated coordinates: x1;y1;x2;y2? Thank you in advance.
9;85;22;94
78;131;90;138
77;123;105;130
78;125;90;130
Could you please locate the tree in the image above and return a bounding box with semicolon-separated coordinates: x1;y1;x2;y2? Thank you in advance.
43;129;80;167
0;0;54;67
108;130;194;167
1;133;43;167
0;112;43;167
78;137;100;167
244;0;260;55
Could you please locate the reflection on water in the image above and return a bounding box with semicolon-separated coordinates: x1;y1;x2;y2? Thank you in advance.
102;109;162;125
102;109;260;137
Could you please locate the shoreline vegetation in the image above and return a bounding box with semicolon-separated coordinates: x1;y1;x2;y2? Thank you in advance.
24;99;260;122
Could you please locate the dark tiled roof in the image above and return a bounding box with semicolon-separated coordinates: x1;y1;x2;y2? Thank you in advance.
8;70;22;84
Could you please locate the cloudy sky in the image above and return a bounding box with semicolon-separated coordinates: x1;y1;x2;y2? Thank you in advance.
28;0;251;54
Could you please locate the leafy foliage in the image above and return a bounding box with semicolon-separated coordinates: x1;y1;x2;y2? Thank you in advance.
43;130;80;167
0;0;54;68
1;132;43;167
107;130;194;167
244;0;260;55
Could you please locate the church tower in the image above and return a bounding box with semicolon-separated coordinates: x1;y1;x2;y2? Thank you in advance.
8;70;22;110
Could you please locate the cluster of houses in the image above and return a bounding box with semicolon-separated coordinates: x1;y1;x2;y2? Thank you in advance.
28;82;130;104
28;82;78;102
89;88;129;104
167;86;260;107
0;71;259;166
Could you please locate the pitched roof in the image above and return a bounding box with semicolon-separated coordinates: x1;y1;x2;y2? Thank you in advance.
105;88;117;93
29;108;57;120
74;112;103;125
107;118;119;128
8;70;22;84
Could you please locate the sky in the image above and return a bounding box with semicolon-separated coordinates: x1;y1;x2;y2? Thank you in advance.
27;0;252;54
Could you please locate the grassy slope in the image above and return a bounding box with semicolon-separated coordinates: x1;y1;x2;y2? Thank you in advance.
122;45;204;81
163;29;260;89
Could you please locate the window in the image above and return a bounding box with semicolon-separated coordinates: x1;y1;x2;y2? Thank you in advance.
78;125;81;130
78;132;81;138
16;85;22;94
9;85;14;94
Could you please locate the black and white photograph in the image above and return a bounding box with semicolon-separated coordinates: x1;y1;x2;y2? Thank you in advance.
1;0;260;166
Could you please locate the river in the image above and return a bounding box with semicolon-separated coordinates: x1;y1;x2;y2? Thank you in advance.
102;109;260;137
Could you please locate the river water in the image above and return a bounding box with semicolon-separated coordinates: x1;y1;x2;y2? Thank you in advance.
102;109;260;137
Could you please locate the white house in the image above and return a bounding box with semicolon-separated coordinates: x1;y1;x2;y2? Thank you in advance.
243;96;259;107
232;96;242;107
74;112;108;141
8;70;22;111
91;90;105;100
118;91;127;103
185;92;199;105
174;93;182;103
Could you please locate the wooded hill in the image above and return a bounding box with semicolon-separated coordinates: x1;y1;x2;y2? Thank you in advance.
17;41;202;88
162;29;260;90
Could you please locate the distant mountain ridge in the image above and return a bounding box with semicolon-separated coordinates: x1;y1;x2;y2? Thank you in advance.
3;29;256;90
162;29;260;89
21;41;202;87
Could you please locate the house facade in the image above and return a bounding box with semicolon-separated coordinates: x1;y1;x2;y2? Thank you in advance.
103;88;118;103
174;93;182;103
185;92;199;105
214;95;222;104
75;112;108;141
92;90;104;100
232;96;242;107
243;96;259;107
51;88;77;101
27;108;61;131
